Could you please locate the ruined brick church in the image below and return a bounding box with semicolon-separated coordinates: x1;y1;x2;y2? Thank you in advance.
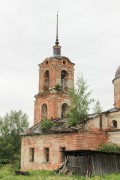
21;15;120;171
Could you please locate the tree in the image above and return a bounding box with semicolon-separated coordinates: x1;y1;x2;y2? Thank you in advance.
67;75;94;126
93;100;102;114
0;110;29;164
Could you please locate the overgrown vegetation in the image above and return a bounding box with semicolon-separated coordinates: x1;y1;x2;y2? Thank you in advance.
97;143;120;153
0;165;119;180
67;75;94;127
55;84;61;91
0;110;29;167
40;118;55;130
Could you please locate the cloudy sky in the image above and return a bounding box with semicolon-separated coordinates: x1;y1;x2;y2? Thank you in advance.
0;0;120;124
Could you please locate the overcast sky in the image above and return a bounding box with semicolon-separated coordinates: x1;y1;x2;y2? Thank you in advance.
0;0;120;124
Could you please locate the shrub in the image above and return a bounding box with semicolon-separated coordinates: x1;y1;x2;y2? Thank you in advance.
55;84;61;91
40;119;55;130
97;143;120;153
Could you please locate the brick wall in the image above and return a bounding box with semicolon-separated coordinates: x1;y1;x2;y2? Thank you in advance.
21;132;107;171
34;56;74;124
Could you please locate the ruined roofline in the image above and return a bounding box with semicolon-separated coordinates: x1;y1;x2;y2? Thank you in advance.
39;55;75;65
21;118;82;136
88;107;120;120
22;107;120;136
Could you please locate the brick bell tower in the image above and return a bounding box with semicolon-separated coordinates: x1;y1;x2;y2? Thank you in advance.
34;13;75;124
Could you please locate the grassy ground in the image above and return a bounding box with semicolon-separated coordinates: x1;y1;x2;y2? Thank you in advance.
0;165;120;180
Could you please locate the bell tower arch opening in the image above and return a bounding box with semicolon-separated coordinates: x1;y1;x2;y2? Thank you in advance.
61;70;68;91
41;103;47;120
61;103;68;118
44;70;49;91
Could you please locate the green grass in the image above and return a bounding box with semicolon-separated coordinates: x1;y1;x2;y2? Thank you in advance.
0;165;119;180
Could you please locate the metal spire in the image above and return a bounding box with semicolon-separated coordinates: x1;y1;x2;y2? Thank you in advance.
55;10;59;45
53;10;61;55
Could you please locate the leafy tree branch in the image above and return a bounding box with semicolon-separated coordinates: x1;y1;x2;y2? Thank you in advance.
67;75;94;126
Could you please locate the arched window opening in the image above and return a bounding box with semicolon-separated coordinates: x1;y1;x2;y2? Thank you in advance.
61;70;68;91
63;61;66;65
44;70;49;91
61;103;68;118
45;61;48;65
41;104;47;119
112;120;117;128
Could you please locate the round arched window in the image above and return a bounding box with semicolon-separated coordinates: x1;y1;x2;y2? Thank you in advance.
61;103;68;118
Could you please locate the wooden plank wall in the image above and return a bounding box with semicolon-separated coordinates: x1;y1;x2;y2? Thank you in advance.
65;152;120;176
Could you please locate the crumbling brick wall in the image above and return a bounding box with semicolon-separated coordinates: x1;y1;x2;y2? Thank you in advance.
21;132;107;171
34;56;74;124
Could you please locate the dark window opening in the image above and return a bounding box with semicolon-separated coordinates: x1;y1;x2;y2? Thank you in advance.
41;104;47;119
46;61;48;65
61;103;68;118
44;70;49;91
63;61;66;65
29;148;34;162
44;148;49;163
60;147;65;162
112;120;117;128
61;70;68;91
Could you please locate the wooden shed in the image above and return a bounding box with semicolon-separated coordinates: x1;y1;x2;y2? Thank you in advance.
62;150;120;176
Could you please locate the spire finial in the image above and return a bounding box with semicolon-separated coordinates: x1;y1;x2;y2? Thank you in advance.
53;10;61;55
55;10;59;45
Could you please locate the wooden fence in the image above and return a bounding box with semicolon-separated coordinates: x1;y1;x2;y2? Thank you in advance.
63;150;120;176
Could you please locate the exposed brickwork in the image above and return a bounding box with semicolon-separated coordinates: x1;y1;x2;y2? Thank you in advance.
34;92;71;124
21;43;120;172
21;132;107;171
34;56;74;124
